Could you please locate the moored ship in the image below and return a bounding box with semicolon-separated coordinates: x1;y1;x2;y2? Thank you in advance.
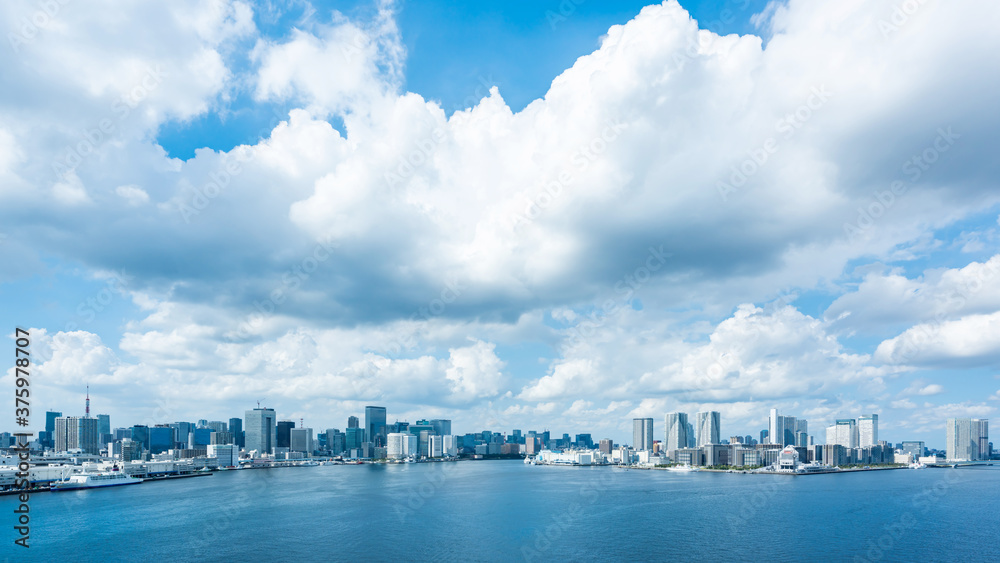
50;472;143;491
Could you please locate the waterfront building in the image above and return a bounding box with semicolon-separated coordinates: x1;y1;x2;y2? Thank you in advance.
290;428;313;454
673;447;704;466
900;441;925;458
777;446;800;472
599;439;613;454
429;435;444;458
276;420;296;449
859;414;878;447
245;407;277;455
208;444;238;467
946;418;989;461
665;413;689;451
365;406;388;448
443;435;458;456
345;427;365;451
696;411;721;446
703;444;729;466
387;433;406;459
633;418;654;451
826;419;859;449
822;444;847;466
228;417;244;448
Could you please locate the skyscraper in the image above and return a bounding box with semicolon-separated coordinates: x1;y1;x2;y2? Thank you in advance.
947;418;989;461
245;407;277;455
229;417;244;448
696;411;721;446
826;419;859;449
430;419;452;436
633;418;654;451
366;406;387;448
348;416;359;428
277;420;296;449
858;414;878;447
665;413;689;451
290;428;313;454
54;416;100;455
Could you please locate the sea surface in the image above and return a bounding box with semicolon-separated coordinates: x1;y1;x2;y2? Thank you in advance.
2;461;999;562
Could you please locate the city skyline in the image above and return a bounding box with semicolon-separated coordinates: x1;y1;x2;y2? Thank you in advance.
2;0;1000;447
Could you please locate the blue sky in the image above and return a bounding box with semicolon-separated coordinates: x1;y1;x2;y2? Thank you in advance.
2;0;999;448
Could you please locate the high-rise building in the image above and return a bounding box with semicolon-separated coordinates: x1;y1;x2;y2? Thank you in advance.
97;414;111;436
696;411;721;446
149;426;174;454
430;419;452;436
633;418;654;451
599;439;613;455
348;416;359;428
345;427;366;451
858;414;878;447
947;418;989;461
245;407;277;455
575;434;594;449
769;409;799;446
170;422;194;449
54;416;101;455
900;441;925;458
826;419;859;449
229;417;244;448
290;428;313;454
206;421;228;433
276;420;295;449
429;435;444;458
665;413;689;451
366;406;388;448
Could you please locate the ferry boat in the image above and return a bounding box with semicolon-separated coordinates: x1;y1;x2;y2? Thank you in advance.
666;464;699;472
51;472;143;491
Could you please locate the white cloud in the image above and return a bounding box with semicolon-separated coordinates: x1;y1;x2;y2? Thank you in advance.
875;311;1000;368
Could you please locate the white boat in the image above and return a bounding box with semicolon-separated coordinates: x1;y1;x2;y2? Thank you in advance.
908;462;926;469
666;464;700;472
51;472;143;491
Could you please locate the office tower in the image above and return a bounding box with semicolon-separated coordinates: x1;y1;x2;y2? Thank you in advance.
245;407;277;455
858;415;878;447
192;428;212;446
97;414;111;436
760;429;768;444
170;422;195;449
443;435;458;456
290;428;313;454
345;427;366;451
206;421;228;433
348;416;359;428
130;425;151;450
575;434;594;449
633;418;654;451
387;433;406;459
210;431;234;445
665;413;689;451
974;419;989;461
229;417;244;448
900;441;925;458
430;419;452;436
46;411;62;433
696;411;721;446
512;429;523;444
326;429;346;454
947;418;989;461
794;419;808;436
826;419;859;449
429;435;444;458
277;420;296;449
795;431;808;448
197;419;209;428
366;406;388;448
599;439;613;454
149;426;174;453
769;409;799;446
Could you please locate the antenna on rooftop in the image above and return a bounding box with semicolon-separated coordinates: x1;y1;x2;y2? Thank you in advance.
86;384;90;418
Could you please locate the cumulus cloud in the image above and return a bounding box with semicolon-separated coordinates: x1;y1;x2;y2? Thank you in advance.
1;0;998;441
